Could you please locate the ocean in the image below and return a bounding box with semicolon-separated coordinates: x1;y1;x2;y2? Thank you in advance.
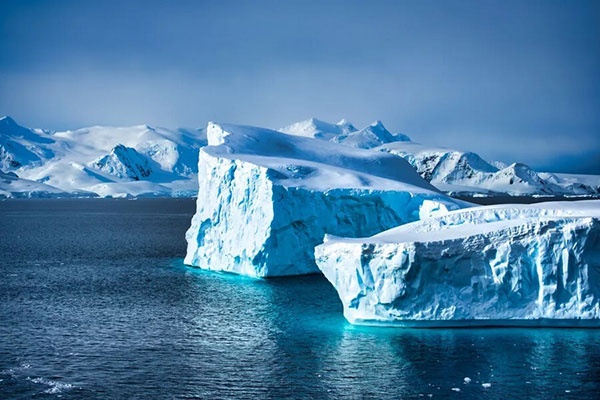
1;199;598;399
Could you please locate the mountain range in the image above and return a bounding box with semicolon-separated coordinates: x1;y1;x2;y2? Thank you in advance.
281;118;600;198
1;116;598;198
0;116;205;197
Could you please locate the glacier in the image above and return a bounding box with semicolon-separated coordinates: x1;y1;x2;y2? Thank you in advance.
315;200;600;326
184;122;465;277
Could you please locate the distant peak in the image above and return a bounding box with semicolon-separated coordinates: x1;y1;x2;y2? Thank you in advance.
369;120;386;129
0;116;17;126
505;162;527;170
309;117;331;127
336;118;357;131
287;117;324;128
132;124;155;131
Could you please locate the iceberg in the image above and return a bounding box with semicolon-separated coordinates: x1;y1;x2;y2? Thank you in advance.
184;122;466;277
315;200;600;326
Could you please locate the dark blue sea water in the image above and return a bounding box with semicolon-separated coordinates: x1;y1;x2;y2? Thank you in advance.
1;199;599;399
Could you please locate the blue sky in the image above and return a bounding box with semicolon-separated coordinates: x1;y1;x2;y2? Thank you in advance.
1;0;599;173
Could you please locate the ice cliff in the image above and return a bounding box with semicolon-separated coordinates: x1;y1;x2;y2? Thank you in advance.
184;122;465;277
316;201;600;326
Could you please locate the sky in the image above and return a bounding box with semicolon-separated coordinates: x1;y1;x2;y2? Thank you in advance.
1;0;599;174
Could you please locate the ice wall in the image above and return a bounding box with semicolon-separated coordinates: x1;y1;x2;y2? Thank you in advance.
184;123;465;277
316;201;600;326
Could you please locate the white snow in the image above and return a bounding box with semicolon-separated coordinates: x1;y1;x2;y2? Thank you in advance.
279;117;357;140
544;172;600;196
184;122;465;277
377;141;592;197
92;145;153;181
0;169;88;198
315;200;600;326
330;120;411;149
2;115;598;198
281;118;600;197
0;116;205;198
282;118;409;149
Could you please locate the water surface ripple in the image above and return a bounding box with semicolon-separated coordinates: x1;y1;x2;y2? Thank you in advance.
1;199;598;399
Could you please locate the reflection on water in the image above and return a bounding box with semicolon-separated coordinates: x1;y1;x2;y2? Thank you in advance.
1;199;599;399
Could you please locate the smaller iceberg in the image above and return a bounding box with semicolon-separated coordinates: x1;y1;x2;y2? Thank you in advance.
315;201;600;326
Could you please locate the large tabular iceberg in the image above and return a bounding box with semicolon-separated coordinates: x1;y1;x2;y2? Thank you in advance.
316;201;600;326
184;122;465;277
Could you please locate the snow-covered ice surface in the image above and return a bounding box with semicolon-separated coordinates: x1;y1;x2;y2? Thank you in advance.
316;200;600;327
0;170;87;198
184;122;466;277
0;116;205;198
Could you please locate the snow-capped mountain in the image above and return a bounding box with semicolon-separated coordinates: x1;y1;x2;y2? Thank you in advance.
0;116;206;198
281;118;409;148
92;145;153;181
281;118;600;197
1;115;598;198
378;142;598;197
0;116;55;170
280;118;357;140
